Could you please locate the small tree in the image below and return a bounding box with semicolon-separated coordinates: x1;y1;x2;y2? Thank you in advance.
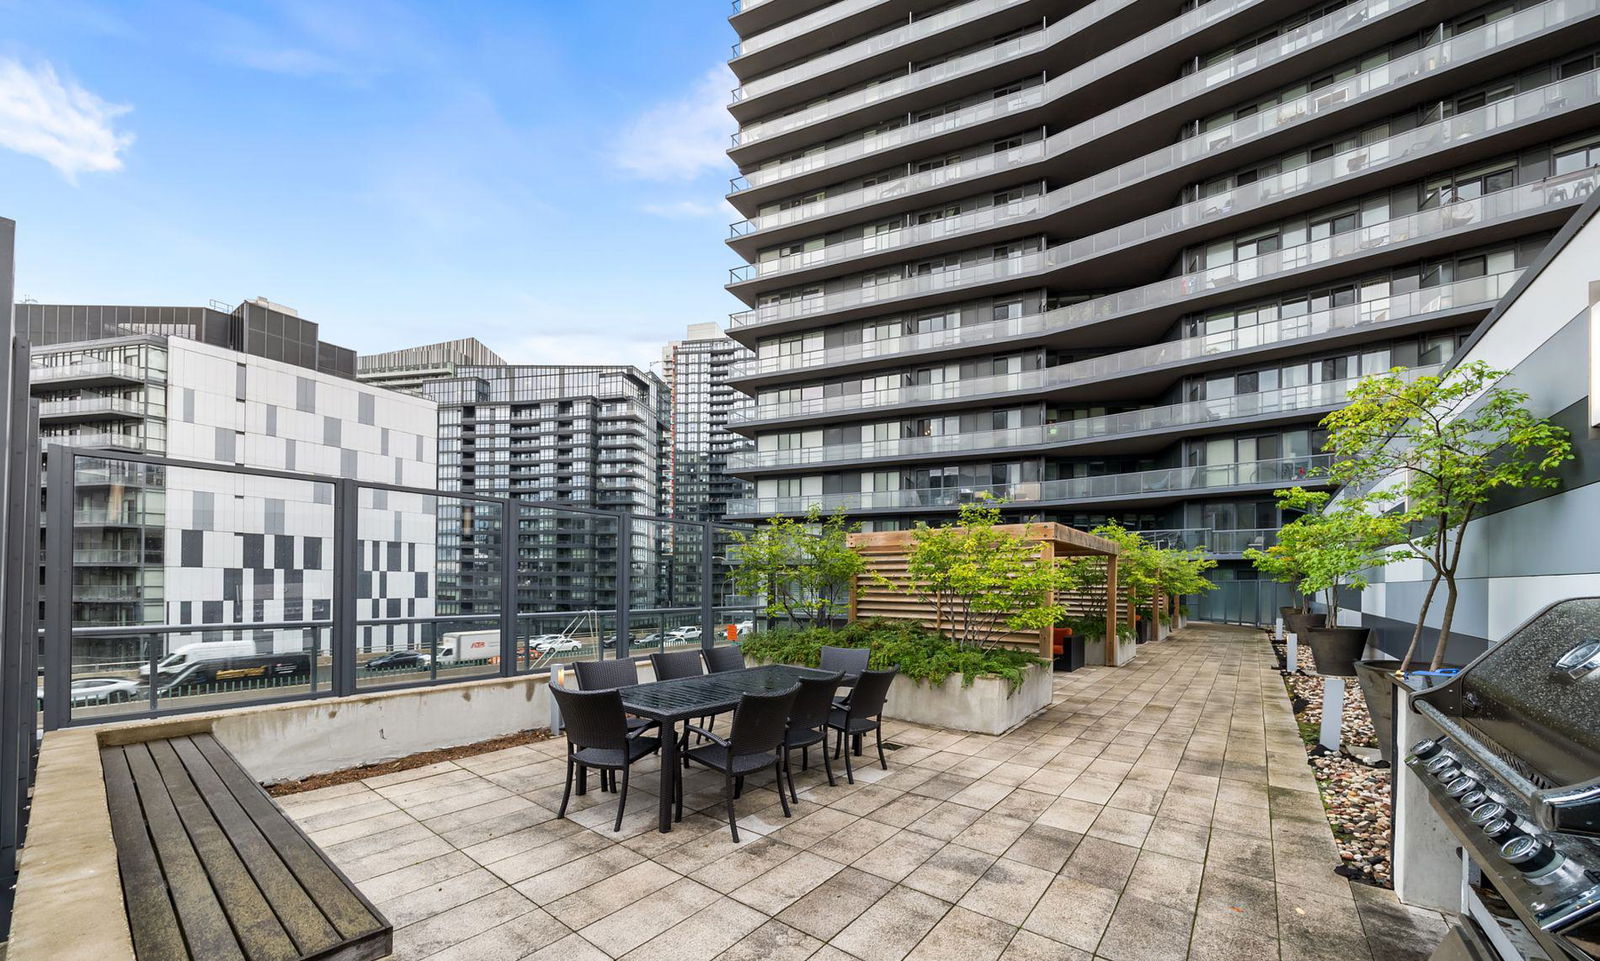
1075;524;1161;637
1151;546;1218;622
729;507;865;628
1321;362;1573;670
1258;489;1400;626
890;500;1085;650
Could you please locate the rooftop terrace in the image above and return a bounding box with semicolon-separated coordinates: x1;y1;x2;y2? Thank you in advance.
280;624;1446;961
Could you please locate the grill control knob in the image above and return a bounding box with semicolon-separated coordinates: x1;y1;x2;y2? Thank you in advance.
1445;776;1481;799
1482;818;1523;844
1410;738;1444;760
1501;835;1561;875
1426;756;1460;779
1471;802;1509;826
1461;790;1491;810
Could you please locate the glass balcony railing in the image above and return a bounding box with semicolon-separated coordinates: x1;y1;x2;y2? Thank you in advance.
1142;528;1279;553
729;366;1439;470
728;0;1594;231
30;361;150;385
732;0;1032;107
71;549;148;565
726;453;1332;516
44;433;148;451
72;508;162;526
732;0;884;62
736;84;1049;190
38;397;147;419
734;272;1516;381
730;68;1598;285
733;274;1515;421
733;0;1415;186
731;170;1599;330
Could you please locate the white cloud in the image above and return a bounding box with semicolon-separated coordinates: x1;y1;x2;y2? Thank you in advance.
0;57;132;181
614;65;735;182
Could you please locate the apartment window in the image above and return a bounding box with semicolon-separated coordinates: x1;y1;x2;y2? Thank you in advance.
1554;136;1600;176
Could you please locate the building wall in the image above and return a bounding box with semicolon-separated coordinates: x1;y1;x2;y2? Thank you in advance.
1352;194;1600;663
721;0;1600;584
663;324;754;523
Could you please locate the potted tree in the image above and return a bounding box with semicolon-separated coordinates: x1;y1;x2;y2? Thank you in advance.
1318;361;1572;760
1245;522;1322;640
729;506;865;629
1250;489;1399;676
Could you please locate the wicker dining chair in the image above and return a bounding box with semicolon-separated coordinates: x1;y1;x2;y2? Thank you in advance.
684;686;800;841
550;685;662;832
819;645;870;689
650;649;705;680
702;644;745;673
781;671;844;802
827;667;897;783
571;658;658;791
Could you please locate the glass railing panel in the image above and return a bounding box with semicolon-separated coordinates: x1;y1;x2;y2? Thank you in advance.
725;453;1333;514
732;169;1597;330
728;366;1438;470
734;0;1032;106
733;0;885;61
1141;528;1279;553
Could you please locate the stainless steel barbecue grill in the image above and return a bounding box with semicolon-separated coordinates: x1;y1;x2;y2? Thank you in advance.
1403;597;1600;960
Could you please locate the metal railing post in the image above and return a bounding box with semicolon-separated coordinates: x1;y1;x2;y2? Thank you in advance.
41;446;72;731
499;497;516;676
331;478;358;697
614;512;631;660
700;522;715;651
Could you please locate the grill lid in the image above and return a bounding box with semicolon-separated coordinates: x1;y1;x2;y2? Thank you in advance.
1414;597;1600;791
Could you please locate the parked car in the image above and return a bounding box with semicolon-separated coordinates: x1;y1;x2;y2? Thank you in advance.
37;676;141;708
667;626;702;642
364;651;430;673
732;621;753;637
631;632;666;649
532;635;584;654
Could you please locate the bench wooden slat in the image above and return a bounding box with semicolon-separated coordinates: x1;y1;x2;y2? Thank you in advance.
168;737;342;957
122;743;249;961
190;734;386;943
147;739;302;961
101;747;190;961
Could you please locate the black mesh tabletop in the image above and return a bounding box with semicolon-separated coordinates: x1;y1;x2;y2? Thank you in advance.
620;665;833;721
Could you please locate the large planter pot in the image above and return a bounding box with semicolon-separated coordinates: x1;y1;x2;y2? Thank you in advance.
1279;606;1304;621
1305;627;1369;677
1283;611;1326;636
1051;629;1085;672
751;658;1052;735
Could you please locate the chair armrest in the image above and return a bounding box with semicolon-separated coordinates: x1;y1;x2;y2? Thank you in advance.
626;721;660;739
684;724;729;747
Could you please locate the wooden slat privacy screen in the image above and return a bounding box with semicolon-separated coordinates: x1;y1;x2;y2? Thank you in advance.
847;523;1121;660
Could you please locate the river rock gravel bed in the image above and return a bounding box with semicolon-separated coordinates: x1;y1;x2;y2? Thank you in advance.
1272;631;1394;886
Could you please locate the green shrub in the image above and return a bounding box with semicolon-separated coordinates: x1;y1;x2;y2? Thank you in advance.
741;619;1044;693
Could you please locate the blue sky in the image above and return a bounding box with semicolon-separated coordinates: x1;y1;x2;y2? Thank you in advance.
0;0;742;370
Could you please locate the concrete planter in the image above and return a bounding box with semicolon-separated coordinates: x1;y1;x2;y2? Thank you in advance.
1306;627;1369;677
1085;634;1138;667
752;657;1053;736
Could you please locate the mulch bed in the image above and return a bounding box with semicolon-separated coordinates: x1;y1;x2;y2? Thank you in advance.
265;729;553;797
1272;632;1394;888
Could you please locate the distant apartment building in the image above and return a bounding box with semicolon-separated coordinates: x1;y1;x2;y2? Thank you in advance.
25;299;438;659
357;345;669;618
661;323;754;524
721;0;1600;603
357;337;507;395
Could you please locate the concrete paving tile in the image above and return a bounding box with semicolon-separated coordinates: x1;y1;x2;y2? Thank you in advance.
620;896;769;961
862;793;941;828
904;801;986;841
1189;912;1281;961
1037;796;1103;833
828;885;952;961
998;929;1093;961
421;906;571;961
1058;836;1140;892
512;844;646;906
901;843;997;903
1002;823;1081;873
712;920;825;961
579;878;722;957
362;850;479;903
853;828;947;883
956;856;1054;926
545;859;682;928
1021;876;1119;952
519;932;611;961
775;865;896;942
903;905;1016;961
1095;893;1194;961
730;850;845;914
950;812;1032;854
389;885;536;961
1086;806;1154;847
1125;849;1204;909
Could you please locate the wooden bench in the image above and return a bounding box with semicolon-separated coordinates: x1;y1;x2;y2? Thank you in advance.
100;733;391;961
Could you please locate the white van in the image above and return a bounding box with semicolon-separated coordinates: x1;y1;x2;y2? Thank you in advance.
139;640;262;679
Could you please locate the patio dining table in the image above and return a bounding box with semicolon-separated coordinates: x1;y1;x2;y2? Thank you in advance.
620;664;837;833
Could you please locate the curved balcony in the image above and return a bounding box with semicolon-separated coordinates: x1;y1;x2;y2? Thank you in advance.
30;361;153;391
1142;528;1278;555
726;453;1333;517
731;0;886;63
731;274;1515;425
731;0;1032;109
731;71;1600;291
731;0;1430;196
37;397;147;421
729;366;1439;472
729;0;1597;236
731;170;1600;339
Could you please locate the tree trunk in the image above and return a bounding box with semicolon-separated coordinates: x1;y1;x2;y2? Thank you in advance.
1397;572;1441;674
1430;574;1458;671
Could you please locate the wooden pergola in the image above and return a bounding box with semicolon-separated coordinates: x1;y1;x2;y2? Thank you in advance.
848;522;1123;663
